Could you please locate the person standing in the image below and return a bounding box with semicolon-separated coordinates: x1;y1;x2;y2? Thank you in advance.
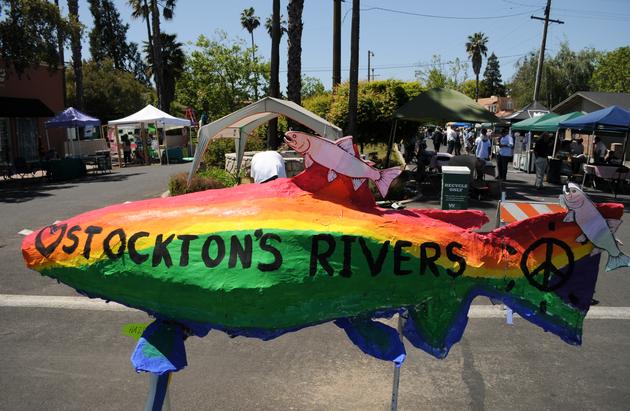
474;131;492;181
593;136;607;163
533;134;549;190
431;127;443;153
453;127;462;155
497;128;514;180
446;124;457;154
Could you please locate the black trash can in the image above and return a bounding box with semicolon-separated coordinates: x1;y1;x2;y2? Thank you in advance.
547;157;562;184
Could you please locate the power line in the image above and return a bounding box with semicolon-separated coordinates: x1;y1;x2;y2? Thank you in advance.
360;6;538;20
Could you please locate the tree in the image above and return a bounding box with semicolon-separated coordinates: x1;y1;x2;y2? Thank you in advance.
175;33;269;121
240;7;260;99
88;0;148;84
465;32;488;101
67;59;152;121
301;76;325;99
415;55;449;89
0;0;68;77
347;0;360;137
591;46;630;93
305;80;423;150
510;43;600;108
286;0;304;106
480;52;506;97
67;0;84;110
459;79;478;100
143;33;184;112
264;14;287;37
268;0;281;149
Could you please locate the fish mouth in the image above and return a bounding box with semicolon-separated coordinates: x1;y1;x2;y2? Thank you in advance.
284;133;309;153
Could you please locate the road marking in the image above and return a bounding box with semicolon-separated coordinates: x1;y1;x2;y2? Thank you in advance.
1;294;630;319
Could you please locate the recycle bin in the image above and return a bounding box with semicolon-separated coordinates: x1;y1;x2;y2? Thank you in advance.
441;165;470;210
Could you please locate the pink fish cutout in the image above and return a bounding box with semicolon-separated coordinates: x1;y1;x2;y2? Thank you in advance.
284;131;402;198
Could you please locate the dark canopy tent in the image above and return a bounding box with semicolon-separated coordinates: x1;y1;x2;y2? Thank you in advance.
504;101;550;122
387;88;499;165
560;106;630;162
393;88;499;123
511;112;558;131
45;107;101;129
45;107;101;154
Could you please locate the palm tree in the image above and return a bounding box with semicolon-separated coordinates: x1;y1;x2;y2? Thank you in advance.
128;0;177;110
465;32;489;101
347;0;360;137
268;0;281;149
67;0;84;110
265;14;287;37
143;33;185;112
240;7;261;99
287;0;304;106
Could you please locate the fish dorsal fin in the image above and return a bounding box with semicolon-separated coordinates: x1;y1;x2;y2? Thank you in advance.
335;136;355;155
606;218;622;233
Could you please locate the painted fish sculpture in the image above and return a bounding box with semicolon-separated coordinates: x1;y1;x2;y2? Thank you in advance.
21;134;623;375
561;182;630;271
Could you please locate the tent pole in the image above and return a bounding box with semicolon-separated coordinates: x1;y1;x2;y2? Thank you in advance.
165;128;170;166
45;129;51;151
385;120;398;168
622;129;629;164
552;130;559;158
115;126;123;168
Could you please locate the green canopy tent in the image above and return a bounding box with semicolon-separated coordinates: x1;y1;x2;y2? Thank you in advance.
387;88;499;165
511;112;558;131
525;111;583;132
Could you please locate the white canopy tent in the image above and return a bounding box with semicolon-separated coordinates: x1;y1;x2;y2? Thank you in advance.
108;105;192;165
190;97;343;179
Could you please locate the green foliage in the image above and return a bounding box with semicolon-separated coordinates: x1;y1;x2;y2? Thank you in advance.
460;79;477;100
0;0;69;77
510;42;601;109
302;76;326;99
202;138;235;168
168;169;234;196
415;55;469;90
88;0;147;84
66;59;153;121
591;46;630;93
175;31;269;120
480;52;506;97
144;32;185;112
311;80;424;148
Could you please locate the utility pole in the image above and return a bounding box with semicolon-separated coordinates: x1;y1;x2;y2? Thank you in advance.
367;50;374;81
531;0;564;102
332;0;342;88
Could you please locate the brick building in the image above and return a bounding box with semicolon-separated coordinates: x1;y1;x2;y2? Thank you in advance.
0;61;65;166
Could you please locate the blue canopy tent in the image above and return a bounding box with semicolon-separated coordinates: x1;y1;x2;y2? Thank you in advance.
45;107;101;155
559;105;630;161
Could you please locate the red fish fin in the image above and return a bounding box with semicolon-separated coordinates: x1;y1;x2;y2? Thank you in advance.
335;136;355;154
375;167;402;198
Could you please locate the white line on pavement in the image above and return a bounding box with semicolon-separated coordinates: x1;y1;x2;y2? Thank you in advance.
1;294;630;319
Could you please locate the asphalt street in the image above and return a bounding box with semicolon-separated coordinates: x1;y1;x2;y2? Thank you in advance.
1;163;630;410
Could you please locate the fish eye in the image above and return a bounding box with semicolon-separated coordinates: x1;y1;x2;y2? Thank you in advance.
570;189;576;193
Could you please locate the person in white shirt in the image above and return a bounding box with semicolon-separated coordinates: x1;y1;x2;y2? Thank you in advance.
474;131;492;181
446;125;457;154
497;128;514;180
250;151;287;183
593;136;607;163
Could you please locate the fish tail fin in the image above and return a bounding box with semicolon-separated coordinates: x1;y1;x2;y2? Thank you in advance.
375;167;402;198
606;252;630;272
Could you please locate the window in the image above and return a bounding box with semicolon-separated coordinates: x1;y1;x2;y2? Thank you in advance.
16;118;38;162
0;118;10;164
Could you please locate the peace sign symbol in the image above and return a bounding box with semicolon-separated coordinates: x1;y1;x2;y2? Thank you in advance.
520;238;574;291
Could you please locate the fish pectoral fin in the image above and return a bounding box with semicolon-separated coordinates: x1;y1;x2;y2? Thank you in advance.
575;234;588;243
563;210;575;223
327;169;338;182
334;317;406;366
304;155;314;168
131;320;188;374
403;296;468;359
335;136;356;155
352;178;366;191
606;218;622;234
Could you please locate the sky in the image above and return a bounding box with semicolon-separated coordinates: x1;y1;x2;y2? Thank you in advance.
70;0;630;91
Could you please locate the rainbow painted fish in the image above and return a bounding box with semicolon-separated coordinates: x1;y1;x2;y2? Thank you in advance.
21;137;623;374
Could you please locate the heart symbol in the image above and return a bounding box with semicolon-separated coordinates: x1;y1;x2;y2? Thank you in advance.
35;224;68;258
